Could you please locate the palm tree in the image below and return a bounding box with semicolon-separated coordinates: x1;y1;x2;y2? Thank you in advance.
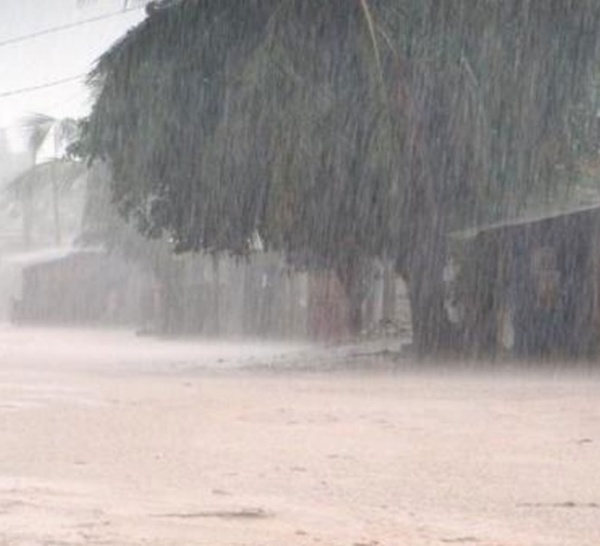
18;114;83;247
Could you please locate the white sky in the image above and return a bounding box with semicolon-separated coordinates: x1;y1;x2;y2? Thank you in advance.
0;1;145;150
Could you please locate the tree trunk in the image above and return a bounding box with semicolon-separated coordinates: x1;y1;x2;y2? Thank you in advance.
22;174;34;248
336;255;369;337
347;294;362;336
51;177;61;246
156;259;183;335
406;273;456;356
403;227;458;357
212;253;221;335
381;259;396;323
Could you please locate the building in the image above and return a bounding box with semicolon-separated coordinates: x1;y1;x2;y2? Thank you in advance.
449;204;600;359
8;248;145;326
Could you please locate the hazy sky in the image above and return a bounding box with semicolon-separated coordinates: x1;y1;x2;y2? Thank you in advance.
0;1;145;149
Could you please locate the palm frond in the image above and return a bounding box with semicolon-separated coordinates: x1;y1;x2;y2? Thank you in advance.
83;0;600;257
20;113;55;156
3;159;87;198
20;114;82;160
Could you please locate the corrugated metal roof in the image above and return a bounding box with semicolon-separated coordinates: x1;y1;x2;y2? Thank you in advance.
450;203;600;240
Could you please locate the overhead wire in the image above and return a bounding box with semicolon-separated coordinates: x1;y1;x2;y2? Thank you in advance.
0;75;87;99
0;6;145;100
0;5;142;49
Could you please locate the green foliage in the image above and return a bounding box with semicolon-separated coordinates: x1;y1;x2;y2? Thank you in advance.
83;0;600;269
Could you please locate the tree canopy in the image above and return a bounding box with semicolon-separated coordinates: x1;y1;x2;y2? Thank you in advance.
83;0;600;351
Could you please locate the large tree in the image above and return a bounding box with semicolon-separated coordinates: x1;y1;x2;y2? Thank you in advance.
82;0;600;354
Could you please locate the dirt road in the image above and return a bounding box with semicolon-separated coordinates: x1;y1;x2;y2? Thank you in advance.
0;327;598;545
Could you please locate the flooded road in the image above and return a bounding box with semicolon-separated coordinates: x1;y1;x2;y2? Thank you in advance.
0;327;598;545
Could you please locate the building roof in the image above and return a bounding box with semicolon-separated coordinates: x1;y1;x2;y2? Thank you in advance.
451;202;600;241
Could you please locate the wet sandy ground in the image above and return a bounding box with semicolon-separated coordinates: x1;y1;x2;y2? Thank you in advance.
0;327;599;545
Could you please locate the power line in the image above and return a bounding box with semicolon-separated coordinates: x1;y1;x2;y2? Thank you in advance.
0;6;143;50
0;74;86;99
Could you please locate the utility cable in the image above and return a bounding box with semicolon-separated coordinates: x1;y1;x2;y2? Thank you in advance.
0;74;86;99
0;6;142;49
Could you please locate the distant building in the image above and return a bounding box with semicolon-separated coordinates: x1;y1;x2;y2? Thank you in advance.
8;248;145;326
5;241;407;342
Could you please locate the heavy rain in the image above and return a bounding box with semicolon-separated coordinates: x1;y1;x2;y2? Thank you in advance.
0;1;599;544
